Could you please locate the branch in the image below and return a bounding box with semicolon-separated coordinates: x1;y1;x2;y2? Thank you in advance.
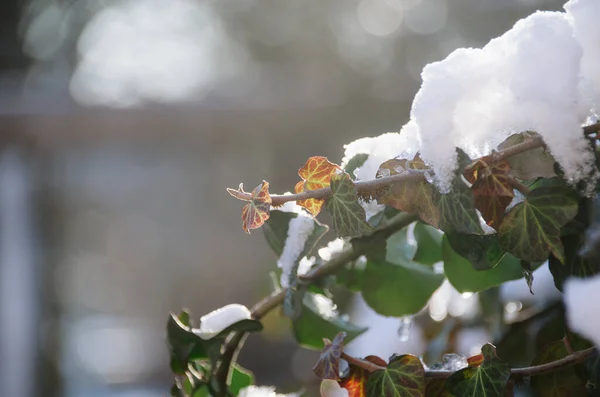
338;346;597;381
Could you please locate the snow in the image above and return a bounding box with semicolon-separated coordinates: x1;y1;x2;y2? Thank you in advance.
565;0;600;114
320;380;349;397
564;274;600;347
318;238;346;261
345;2;599;193
195;304;252;339
238;386;301;397
341;130;419;218
277;201;316;287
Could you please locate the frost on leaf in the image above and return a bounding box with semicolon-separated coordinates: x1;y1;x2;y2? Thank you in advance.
365;354;426;397
295;156;342;216
498;186;579;263
326;173;372;238
376;154;439;227
227;181;272;233
463;155;514;230
313;332;346;380
446;344;510;397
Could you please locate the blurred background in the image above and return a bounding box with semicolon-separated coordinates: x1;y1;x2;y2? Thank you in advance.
0;0;566;396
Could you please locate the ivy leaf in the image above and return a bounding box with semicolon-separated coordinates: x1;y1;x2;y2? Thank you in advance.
227;181;272;233
326;173;373;237
413;222;443;265
313;332;346;380
580;194;600;263
463;155;514;229
435;179;483;235
446;344;510;397
376;156;440;228
498;186;579;263
229;364;254;396
442;236;525;293
295;156;342;216
344;153;369;180
365;354;426;396
425;379;452;397
549;233;600;291
362;255;444;317
521;260;534;294
497;132;556;180
386;228;418;264
293;292;367;350
530;340;587;396
263;210;297;257
445;232;505;270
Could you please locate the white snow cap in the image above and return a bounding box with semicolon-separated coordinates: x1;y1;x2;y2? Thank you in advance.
565;0;600;113
276;206;315;287
195;304;252;339
410;10;594;191
347;2;600;193
564;274;600;347
238;386;302;397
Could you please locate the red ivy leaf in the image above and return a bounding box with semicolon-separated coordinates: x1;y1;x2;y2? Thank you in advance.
313;332;346;380
227;181;272;233
295;156;341;216
467;354;484;368
338;356;387;397
463;155;514;230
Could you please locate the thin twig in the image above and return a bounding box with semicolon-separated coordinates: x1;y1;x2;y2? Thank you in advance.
230;128;551;205
338;346;597;380
505;174;531;196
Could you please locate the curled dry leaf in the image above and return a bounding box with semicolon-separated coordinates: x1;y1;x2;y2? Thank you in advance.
227;181;272;233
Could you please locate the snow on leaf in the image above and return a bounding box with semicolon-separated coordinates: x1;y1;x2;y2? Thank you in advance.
295;156;342;216
497;132;556;180
565;273;600;348
326;173;372;238
446;344;510;397
464;155;514;229
239;386;303;397
313;332;346;380
498;186;579;263
227;181;272;233
321;380;349;397
365;354;426;397
408;10;596;192
376;155;439;227
196;304;253;339
530;340;587;396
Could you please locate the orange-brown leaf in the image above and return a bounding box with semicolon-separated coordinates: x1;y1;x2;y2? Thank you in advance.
295;181;324;216
467;353;484;368
295;156;341;216
238;181;272;233
339;356;386;397
464;156;514;230
299;156;341;190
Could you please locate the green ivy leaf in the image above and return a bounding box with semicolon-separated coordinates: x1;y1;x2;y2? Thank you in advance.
445;232;505;270
447;344;510;397
425;379;452;397
336;258;367;292
413;222;443;265
530;340;587;396
435;179;483;235
326;173;373;237
386;227;418;264
313;331;346;380
293;292;367;350
498;186;579;263
263;210;296;257
549;233;600;292
344;153;369;180
229;365;254;396
365;354;426;396
362;256;444;317
442;236;524;293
